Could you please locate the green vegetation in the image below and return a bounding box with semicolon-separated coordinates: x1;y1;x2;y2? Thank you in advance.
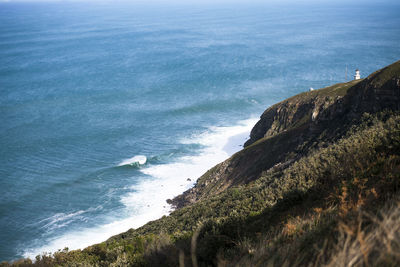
2;60;399;266
284;78;362;102
367;61;400;88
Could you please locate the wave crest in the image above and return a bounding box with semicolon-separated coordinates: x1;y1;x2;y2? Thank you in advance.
118;155;147;167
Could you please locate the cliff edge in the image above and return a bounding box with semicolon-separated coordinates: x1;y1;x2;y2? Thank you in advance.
170;60;400;209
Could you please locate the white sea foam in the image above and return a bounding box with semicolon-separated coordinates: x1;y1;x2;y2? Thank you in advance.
118;155;147;166
40;210;86;231
33;206;103;232
23;117;258;260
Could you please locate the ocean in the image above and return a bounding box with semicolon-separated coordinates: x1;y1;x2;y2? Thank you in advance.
0;1;399;262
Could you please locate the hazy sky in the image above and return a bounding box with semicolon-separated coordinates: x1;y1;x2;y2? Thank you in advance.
0;0;397;3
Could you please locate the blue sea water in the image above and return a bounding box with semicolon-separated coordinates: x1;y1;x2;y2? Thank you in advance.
0;1;399;261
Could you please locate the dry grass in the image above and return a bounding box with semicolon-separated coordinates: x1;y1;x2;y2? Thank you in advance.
228;199;400;267
321;201;400;267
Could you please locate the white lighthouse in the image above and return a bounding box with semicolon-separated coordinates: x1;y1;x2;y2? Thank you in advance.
354;69;361;80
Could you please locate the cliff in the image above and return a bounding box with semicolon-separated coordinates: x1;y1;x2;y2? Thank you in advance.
171;61;400;209
246;61;400;147
3;60;400;267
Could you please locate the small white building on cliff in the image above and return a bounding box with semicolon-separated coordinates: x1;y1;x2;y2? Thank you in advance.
354;69;361;80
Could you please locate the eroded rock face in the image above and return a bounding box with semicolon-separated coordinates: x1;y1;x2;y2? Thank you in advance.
245;61;400;148
244;95;340;147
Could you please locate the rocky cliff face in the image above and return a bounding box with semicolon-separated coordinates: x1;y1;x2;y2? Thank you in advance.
171;60;400;209
244;81;356;147
247;61;400;148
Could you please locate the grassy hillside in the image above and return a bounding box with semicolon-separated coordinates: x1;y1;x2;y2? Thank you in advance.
2;60;400;267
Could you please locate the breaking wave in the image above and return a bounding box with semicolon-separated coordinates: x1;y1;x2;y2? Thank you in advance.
118;155;147;167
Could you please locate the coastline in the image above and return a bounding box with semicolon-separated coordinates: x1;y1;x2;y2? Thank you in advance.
22;117;258;260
